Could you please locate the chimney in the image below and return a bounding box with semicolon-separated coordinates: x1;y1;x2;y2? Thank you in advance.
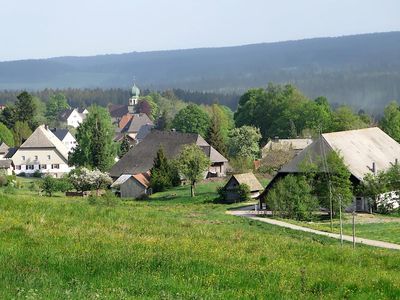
372;162;376;175
273;136;279;142
396;158;398;165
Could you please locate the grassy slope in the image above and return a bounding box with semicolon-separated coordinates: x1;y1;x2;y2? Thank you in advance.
275;215;400;245
0;184;399;299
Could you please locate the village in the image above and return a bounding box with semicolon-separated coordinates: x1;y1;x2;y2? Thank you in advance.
1;1;400;297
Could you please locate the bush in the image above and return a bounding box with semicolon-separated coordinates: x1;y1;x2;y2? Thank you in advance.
19;172;26;177
0;176;7;187
266;175;318;221
32;170;43;178
40;176;59;196
136;193;150;201
237;183;251;202
88;191;119;206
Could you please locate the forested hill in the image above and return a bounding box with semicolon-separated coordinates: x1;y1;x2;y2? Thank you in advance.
0;32;400;114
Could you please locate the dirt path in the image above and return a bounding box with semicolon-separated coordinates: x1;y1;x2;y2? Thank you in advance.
227;208;400;250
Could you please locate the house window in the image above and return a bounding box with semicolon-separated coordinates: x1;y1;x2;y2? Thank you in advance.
40;164;47;169
26;165;35;170
22;156;25;161
47;155;51;160
34;156;38;160
51;164;60;169
15;165;21;170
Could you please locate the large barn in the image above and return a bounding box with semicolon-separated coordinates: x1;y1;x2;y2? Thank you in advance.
259;127;400;212
109;130;228;180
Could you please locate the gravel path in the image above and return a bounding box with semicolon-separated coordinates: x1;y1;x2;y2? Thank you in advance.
228;209;400;250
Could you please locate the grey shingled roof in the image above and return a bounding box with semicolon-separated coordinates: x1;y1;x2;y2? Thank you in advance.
228;172;263;192
58;108;74;121
123;113;154;134
109;130;228;178
279;127;400;181
0;142;9;154
0;159;12;168
136;124;154;141
20;125;70;161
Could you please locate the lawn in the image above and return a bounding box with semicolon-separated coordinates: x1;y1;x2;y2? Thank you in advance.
0;182;400;299
273;213;400;245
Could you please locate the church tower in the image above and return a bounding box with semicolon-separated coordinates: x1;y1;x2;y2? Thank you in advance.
128;83;140;113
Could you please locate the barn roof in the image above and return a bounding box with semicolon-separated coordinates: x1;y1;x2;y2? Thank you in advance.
228;172;263;192
263;138;313;152
109;130;227;178
280;127;400;181
111;172;150;188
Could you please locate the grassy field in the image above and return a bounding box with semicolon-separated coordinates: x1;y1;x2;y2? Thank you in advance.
274;213;400;245
0;182;400;299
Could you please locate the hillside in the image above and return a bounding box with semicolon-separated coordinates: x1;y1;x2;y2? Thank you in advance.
1;32;400;113
0;182;399;298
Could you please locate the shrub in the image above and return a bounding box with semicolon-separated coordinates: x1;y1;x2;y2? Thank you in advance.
87;191;119;206
266;175;318;221
136;193;150;201
40;176;59;196
0;176;7;187
237;183;251;202
32;170;43;178
19;172;26;177
68;168;112;194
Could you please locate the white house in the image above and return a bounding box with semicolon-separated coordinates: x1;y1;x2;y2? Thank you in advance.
11;125;73;177
59;108;88;128
50;128;77;153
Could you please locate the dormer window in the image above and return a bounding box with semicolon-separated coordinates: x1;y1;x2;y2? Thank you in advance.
22;156;25;161
34;156;38;160
47;155;51;160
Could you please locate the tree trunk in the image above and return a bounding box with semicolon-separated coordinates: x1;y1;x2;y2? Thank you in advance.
191;181;195;197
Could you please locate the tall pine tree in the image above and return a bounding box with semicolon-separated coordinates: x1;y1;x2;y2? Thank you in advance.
207;105;227;155
69;105;117;171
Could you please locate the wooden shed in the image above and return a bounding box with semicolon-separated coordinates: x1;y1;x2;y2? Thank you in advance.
223;172;263;203
111;172;152;199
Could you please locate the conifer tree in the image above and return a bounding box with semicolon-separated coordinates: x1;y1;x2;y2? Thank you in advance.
207;106;227;155
69;105;117;171
119;135;131;158
150;146;173;192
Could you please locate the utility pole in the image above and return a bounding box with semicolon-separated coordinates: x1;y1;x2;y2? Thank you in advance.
339;195;343;246
352;211;356;249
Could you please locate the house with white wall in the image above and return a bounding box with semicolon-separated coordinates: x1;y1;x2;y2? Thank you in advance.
11;125;73;177
50;128;77;153
59;108;88;128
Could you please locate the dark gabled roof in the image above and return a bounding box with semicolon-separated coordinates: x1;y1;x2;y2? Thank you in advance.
50;128;70;141
4;148;17;158
109;104;129;119
109;130;228;178
136;124;154;141
110;130;199;177
121;113;154;134
58;108;75;121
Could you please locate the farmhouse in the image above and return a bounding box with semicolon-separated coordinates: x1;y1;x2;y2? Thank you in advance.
114;113;154;143
111;172;151;198
11;125;73;177
222;172;263;203
260;127;400;212
262;138;312;157
109;130;228;179
59;108;88;128
50;128;77;153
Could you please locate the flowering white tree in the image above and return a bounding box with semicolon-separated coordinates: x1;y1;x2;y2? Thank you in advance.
68;167;112;195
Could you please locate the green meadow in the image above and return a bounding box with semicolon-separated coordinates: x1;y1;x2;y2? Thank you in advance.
0;182;400;299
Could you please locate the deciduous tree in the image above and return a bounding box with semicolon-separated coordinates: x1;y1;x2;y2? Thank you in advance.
172;104;210;136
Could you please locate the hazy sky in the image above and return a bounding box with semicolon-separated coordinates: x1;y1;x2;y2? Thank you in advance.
0;0;399;61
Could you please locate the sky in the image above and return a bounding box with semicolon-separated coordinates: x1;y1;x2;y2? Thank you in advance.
0;0;399;61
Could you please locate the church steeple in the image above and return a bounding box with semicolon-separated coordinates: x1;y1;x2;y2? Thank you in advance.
128;82;140;112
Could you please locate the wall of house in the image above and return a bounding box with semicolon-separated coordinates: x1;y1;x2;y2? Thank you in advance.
208;162;226;177
62;132;77;153
120;178;147;199
67;110;83;128
12;148;72;177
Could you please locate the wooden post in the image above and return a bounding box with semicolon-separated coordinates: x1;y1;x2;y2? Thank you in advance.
339;196;343;247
